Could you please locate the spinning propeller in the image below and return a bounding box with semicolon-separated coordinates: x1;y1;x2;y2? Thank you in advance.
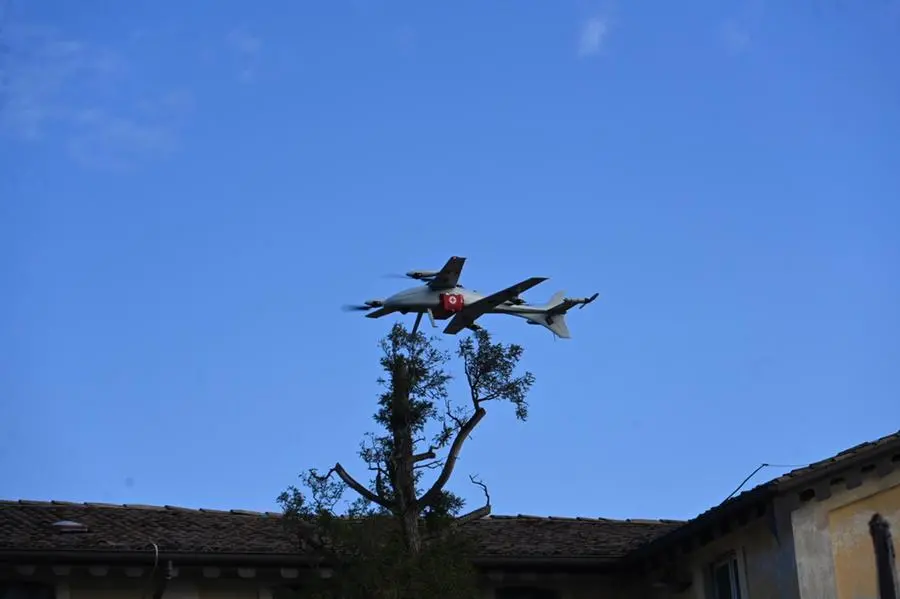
342;268;436;313
341;304;372;312
578;292;600;308
381;270;438;281
341;300;384;312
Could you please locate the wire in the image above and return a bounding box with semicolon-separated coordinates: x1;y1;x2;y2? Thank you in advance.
722;462;807;503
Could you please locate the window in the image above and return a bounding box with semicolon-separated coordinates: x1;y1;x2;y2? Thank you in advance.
494;586;559;599
710;554;743;599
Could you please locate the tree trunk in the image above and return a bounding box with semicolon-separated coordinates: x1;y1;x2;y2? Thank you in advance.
390;358;422;555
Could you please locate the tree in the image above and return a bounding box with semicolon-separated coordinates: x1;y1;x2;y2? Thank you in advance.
277;322;535;599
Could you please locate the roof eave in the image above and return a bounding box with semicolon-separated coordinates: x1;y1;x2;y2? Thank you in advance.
0;549;624;572
623;433;900;565
620;484;776;566
0;549;317;567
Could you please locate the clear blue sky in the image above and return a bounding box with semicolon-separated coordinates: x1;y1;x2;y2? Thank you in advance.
1;0;898;521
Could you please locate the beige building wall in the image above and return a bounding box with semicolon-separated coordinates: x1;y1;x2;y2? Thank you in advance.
791;467;900;599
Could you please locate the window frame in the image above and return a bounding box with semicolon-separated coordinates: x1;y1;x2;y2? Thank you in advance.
708;550;747;599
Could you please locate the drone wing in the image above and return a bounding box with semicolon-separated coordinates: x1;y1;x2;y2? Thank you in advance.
427;256;466;290
443;277;547;335
365;307;395;319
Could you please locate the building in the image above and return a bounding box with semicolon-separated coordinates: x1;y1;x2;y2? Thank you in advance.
2;429;898;599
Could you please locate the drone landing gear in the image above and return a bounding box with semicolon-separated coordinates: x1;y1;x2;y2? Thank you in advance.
411;309;438;336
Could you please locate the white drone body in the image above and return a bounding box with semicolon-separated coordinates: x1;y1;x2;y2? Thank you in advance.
345;256;598;339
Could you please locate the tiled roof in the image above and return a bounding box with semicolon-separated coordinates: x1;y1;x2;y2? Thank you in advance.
0;500;683;565
464;515;684;561
4;429;898;569
766;428;900;489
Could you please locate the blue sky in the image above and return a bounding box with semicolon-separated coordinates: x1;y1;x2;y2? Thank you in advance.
1;0;898;521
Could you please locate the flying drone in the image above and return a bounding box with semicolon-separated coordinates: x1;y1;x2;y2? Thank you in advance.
343;256;599;338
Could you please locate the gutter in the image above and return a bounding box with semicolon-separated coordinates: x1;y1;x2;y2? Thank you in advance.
621;484;775;566
0;549;317;567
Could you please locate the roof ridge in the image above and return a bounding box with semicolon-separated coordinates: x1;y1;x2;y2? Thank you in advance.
0;500;684;525
487;514;685;525
768;428;900;486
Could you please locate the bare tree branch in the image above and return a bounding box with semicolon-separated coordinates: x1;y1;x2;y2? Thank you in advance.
365;464;391;500
333;463;393;510
412;448;437;462
366;463;388;476
454;474;492;525
443;397;467;430
413;459;445;471
455;504;490;525
418;408;486;509
469;474;490;504
475;391;501;404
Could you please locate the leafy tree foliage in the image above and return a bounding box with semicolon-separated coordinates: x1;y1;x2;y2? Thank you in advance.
277;323;535;599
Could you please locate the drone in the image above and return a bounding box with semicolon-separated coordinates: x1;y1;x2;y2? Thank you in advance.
343;256;599;339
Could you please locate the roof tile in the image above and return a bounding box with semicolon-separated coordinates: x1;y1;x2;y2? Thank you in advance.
4;430;897;567
0;501;681;563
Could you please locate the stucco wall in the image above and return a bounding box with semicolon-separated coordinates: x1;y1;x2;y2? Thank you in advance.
791;467;900;599
642;517;800;599
830;483;900;599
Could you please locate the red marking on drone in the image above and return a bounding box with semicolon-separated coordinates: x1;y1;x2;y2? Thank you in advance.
441;293;464;313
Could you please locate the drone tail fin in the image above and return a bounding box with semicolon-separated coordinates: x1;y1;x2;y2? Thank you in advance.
523;312;571;339
523;294;571;338
545;313;571;339
544;290;566;308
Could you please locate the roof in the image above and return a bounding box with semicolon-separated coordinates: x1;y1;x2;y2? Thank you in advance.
0;500;683;567
626;428;900;562
3;429;898;570
755;428;900;491
698;427;900;513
